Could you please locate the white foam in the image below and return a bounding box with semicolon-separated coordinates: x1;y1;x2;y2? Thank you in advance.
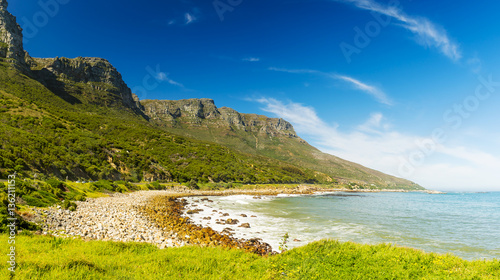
276;194;302;197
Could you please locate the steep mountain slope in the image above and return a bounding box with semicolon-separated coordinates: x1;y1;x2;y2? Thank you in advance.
0;58;322;183
0;0;421;189
142;99;421;189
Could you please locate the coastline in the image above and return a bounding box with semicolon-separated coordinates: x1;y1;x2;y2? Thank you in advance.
26;186;446;254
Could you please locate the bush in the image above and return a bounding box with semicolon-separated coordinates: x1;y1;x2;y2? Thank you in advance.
73;194;86;201
46;178;67;191
188;179;200;190
150;181;162;190
92;180;114;191
115;185;128;193
62;200;77;211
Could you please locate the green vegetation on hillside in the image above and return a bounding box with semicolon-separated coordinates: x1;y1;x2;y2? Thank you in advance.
0;60;321;184
1;235;497;279
144;104;423;190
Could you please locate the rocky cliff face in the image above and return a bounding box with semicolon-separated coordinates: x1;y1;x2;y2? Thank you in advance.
141;98;297;138
28;56;143;112
0;0;29;73
0;0;142;113
1;0;291;137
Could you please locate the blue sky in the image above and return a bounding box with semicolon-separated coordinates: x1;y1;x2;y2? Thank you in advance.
9;0;500;191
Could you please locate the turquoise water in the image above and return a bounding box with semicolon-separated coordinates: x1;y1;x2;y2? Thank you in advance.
198;192;500;260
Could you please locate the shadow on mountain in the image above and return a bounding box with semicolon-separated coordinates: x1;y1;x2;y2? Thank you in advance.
31;68;82;105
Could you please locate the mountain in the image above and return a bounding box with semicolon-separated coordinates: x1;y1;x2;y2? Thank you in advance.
142;99;421;189
0;0;422;190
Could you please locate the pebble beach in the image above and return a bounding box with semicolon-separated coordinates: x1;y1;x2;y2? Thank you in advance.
26;186;324;252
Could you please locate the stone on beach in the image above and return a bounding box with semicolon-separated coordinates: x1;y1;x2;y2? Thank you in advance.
28;191;184;249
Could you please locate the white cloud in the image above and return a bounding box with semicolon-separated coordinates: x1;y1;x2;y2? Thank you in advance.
268;67;320;74
467;55;482;74
334;75;392;105
185;13;196;24
243;57;261;62
269;67;392;105
253;97;500;191
338;0;461;61
157;72;185;88
357;112;389;134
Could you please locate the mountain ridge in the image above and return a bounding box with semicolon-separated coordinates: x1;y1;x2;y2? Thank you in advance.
140;98;419;189
0;1;422;190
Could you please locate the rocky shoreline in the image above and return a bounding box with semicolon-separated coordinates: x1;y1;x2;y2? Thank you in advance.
25;186;324;252
27;190;186;248
26;186;442;254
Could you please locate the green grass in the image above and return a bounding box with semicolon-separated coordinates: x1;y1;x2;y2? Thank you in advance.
0;235;498;279
0;234;267;280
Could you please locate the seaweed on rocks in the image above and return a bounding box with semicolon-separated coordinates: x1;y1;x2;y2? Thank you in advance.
136;195;275;256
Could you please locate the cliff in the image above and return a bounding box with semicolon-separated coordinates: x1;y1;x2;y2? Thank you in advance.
141;99;297;138
0;0;29;74
28;56;143;112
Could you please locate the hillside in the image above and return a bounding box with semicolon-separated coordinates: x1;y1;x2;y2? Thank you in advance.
142;99;421;189
0;0;421;189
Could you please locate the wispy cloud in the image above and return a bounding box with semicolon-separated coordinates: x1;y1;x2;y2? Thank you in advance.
337;0;461;61
252;97;500;191
269;67;392;105
243;57;261;62
357;112;390;134
467;54;482;74
268;67;320;74
185;13;196;25
334;75;392;105
157;72;185;88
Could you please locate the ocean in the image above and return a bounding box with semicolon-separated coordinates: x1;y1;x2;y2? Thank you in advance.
185;191;500;260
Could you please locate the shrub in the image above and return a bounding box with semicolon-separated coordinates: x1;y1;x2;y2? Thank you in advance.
46;178;67;191
151;181;161;190
62;200;77;211
115;185;128;193
188;179;200;190
73;194;86;201
92;180;114;191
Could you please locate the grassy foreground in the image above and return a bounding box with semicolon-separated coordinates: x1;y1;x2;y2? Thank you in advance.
0;235;498;279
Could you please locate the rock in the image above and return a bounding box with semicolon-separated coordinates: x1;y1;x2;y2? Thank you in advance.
140;99;297;138
239;223;250;228
293;239;301;242
186;209;203;214
26;191;186;250
29;56;145;114
225;219;239;225
0;0;29;74
240;214;247;217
